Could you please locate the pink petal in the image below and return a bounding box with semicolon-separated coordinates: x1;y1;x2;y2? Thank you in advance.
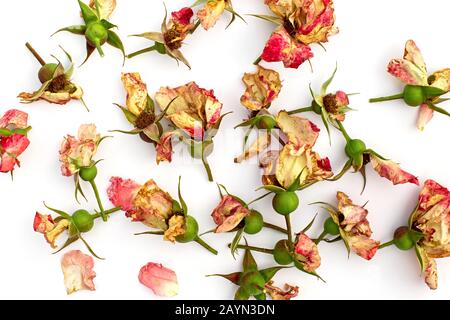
61;250;96;294
424;258;438;290
139;263;179;297
294;233;321;272
171;7;194;26
262;28;313;69
417;180;450;213
417;104;434;131
348;235;379;260
156;132;175;164
107;177;141;211
212;195;250;233
370;155;419;185
0;134;30;172
0;109;28;128
33;212;55;233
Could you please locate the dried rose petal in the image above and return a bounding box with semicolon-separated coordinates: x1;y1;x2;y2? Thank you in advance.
61;250;96;294
139;263;179;297
294;233;321;272
121;73;149;117
417;104;434;131
370;154;419;186
212;195;250;233
197;0;226;30
265;281;299;300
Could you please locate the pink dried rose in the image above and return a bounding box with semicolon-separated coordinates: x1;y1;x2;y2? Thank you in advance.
139;263;179;297
127;7;194;68
197;0;227;30
0;109;31;173
241;66;282;111
370;40;450;130
322;192;380;260
408;180;450;289
294;233;321;272
211;195;250;233
258;0;338;69
261;28;313;69
61;250;96;294
59;124;101;177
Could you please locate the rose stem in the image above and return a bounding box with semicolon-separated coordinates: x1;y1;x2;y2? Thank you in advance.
314;230;328;244
231;244;274;255
336;121;351;142
25;42;46;66
90;180;107;221
369;93;404;103
288;107;314;115
93;207;122;219
195;237;218;255
378;240;395;250
126;45;157;59
263;222;288;234
285;215;293;244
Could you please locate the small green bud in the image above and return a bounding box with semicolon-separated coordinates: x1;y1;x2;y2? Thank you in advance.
273;240;293;265
244;210;264;235
239;271;266;296
393;226;416;251
324;217;340;236
272;192;299;216
403;85;425;107
79;165;98;182
256;115;277;130
71;209;94;233
85;22;108;47
345;139;367;159
176;216;199;243
38;63;59;83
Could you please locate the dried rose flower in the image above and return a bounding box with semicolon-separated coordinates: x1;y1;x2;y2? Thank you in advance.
196;0;243;30
19;43;86;109
61;250;96;294
0;109;31;174
370;40;450;130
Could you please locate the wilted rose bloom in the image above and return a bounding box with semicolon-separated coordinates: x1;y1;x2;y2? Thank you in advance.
410;180;450;290
164;7;194;50
264;281;299;300
321;91;349;121
370;154;419;186
387;40;450;130
139;263;179;297
211;195;250;233
61;250;96;295
265;0;338;45
330;192;380;260
33;212;70;249
155;82;223;140
107;177;174;231
241;66;282;111
197;0;227;30
294;233;321;272
262;28;313;69
59;124;100;177
0;109;31;173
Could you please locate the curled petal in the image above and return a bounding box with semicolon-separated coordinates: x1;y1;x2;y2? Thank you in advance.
417;180;450;213
276;146;307;189
61;250;96;294
163;215;186;243
387;40;428;86
90;0;116;19
241;66;282;111
139;263;179;297
424;257;438;290
370;154;419;185
276;111;320;155
121;73;148;117
0;134;30;173
130;180;173;230
45;219;70;249
33;213;55;234
294;233;321;272
347;235;379;260
265;0;296;18
212;195;250;233
156;132;175;164
428;68;450;91
107;177;142;211
171;7;194;27
0;109;28;129
18;84;83;105
260;150;280;186
417;104;434;131
265;281;299;300
262;28;313;69
197;0;226;30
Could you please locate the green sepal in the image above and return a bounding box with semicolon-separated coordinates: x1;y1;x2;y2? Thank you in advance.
100;19;117;30
79;233;104;260
321;63;338;96
79;0;99;24
43;203;71;220
301;214;318;234
52;235;79;255
257;184;286;194
427;102;450;117
243;246;258;273
107;30;126;65
259;266;288;282
113;103;137;124
423;86;447;98
52;25;87;36
207;272;242;285
230;228;245;259
247;14;283;25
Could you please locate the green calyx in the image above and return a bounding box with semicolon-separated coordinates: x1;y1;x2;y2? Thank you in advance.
324;217;340;236
393;226;421;251
71;209;94;233
403;85;425;107
256;115;277;130
273;240;293;265
311;100;322;115
79;165;98;182
38;63;59;83
85;22;108;55
239;271;266;296
244;210;264;235
345;139;367;159
176;216;199;243
272;191;299;216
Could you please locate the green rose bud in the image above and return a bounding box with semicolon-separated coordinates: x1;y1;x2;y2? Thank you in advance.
79;165;98;182
273;240;293;265
345;139;367;159
324;217;340;236
176;216;199;243
38;63;59;83
239;271;266;296
393;226;416;251
71;209;94;233
244;210;264;235
403;85;425;107
272;192;299;216
256;115;277;130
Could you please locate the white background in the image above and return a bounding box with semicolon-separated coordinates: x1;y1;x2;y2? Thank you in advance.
1;0;449;300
